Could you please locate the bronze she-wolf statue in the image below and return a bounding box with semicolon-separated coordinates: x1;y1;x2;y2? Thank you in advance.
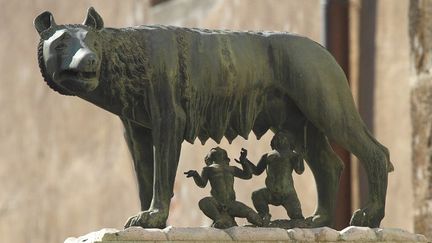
34;7;393;229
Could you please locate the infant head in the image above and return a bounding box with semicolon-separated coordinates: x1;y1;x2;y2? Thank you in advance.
205;147;230;165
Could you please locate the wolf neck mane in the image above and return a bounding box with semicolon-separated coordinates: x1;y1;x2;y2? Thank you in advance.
82;28;153;125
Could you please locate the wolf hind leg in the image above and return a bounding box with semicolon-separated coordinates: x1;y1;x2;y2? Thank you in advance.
301;124;344;227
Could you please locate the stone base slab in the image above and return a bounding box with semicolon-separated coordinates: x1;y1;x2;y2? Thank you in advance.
65;226;429;243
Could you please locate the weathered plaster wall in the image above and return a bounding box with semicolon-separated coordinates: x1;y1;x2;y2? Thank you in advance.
373;0;413;230
349;0;413;231
409;0;432;238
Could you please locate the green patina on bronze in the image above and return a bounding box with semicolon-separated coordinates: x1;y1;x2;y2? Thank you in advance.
34;7;393;229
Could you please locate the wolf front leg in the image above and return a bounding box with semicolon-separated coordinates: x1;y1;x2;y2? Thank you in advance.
121;118;154;211
124;94;186;228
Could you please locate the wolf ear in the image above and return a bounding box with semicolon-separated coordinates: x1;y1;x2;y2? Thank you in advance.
83;7;104;30
34;11;56;35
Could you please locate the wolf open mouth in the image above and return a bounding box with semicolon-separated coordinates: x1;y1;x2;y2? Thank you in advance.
57;69;99;93
60;70;97;80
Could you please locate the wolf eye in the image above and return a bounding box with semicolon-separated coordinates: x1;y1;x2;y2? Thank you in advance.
55;43;67;50
62;33;71;41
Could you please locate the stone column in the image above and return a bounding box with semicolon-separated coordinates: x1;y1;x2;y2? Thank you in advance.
409;0;432;238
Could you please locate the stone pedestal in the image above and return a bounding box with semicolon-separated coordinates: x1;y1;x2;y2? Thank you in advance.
65;226;429;243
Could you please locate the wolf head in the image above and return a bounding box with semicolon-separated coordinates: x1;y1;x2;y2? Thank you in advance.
34;7;104;95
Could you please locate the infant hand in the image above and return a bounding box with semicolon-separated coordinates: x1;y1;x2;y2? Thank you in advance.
184;170;198;178
239;148;248;161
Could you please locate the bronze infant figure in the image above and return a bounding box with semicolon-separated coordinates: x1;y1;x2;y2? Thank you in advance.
185;147;262;228
242;131;305;226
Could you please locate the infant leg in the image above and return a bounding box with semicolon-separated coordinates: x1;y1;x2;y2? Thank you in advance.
199;197;221;222
282;192;304;220
228;201;263;226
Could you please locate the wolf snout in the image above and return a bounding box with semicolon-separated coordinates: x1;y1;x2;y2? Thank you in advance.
69;48;98;72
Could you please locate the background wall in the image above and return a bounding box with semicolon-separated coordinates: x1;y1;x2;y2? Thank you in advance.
348;0;412;230
372;0;412;230
409;0;432;239
0;1;414;243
